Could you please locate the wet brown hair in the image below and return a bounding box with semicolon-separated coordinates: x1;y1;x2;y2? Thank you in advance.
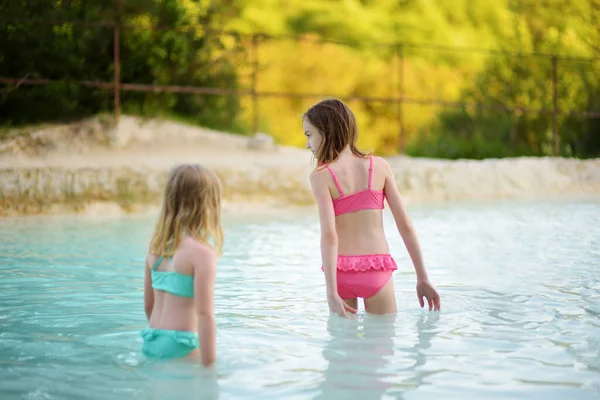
303;98;368;165
149;163;224;257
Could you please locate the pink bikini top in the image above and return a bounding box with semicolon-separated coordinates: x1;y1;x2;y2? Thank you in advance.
325;156;385;216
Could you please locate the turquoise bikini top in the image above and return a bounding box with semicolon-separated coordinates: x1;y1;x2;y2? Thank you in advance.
151;256;194;298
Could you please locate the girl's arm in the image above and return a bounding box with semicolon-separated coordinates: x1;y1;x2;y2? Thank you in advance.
309;169;338;296
381;158;441;311
193;246;217;367
143;255;154;321
309;169;357;317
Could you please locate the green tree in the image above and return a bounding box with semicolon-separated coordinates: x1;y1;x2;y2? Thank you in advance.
408;0;599;158
0;0;243;132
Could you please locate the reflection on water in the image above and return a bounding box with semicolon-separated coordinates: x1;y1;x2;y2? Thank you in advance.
316;315;397;399
317;312;442;400
137;362;220;400
402;312;441;396
0;200;599;399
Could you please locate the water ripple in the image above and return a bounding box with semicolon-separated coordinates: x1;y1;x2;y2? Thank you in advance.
0;200;599;399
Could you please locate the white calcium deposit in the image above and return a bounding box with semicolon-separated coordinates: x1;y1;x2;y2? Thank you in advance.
1;115;598;216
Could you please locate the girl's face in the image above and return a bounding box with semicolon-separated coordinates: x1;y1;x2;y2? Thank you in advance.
303;117;323;154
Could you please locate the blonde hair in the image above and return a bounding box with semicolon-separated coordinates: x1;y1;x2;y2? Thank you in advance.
149;163;224;257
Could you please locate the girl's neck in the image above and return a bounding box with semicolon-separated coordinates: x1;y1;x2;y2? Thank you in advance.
339;145;352;157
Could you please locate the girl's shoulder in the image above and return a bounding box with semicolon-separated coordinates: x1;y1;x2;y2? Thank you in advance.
310;163;331;178
179;236;216;260
145;253;160;270
371;155;391;172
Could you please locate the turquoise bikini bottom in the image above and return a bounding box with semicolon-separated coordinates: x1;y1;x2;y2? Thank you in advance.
140;328;199;359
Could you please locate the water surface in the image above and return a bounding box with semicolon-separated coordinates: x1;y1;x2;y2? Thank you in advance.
1;200;599;399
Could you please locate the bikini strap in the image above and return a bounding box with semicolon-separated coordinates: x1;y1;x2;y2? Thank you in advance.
368;156;374;189
151;254;173;271
152;256;164;271
325;165;344;196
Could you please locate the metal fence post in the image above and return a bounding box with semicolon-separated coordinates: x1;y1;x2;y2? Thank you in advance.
397;44;405;153
114;0;122;124
251;34;259;135
552;55;558;156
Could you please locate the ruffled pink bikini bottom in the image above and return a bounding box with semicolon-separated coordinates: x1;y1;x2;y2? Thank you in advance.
322;254;398;299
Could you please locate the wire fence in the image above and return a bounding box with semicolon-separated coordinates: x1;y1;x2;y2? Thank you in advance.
1;14;599;156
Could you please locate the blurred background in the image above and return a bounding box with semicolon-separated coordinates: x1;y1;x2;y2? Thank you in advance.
1;0;599;159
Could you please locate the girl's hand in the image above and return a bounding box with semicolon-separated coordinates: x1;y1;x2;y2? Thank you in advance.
417;279;441;311
327;292;357;318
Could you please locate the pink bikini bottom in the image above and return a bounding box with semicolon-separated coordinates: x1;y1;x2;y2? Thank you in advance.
322;254;398;299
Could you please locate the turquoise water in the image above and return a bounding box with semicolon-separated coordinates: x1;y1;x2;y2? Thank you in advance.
1;200;599;399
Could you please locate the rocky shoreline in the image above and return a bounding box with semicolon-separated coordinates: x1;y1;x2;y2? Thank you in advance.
1;116;599;217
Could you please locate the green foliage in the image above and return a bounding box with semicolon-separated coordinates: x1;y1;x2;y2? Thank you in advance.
1;0;598;158
407;0;600;158
228;0;599;158
0;0;242;132
406;108;537;159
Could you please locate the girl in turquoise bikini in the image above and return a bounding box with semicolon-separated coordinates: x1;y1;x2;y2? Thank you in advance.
141;163;223;367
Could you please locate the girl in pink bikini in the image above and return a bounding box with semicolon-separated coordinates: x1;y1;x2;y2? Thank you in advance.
304;98;441;317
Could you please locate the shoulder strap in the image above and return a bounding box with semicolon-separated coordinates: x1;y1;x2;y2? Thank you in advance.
325;165;344;196
368;156;374;189
152;256;164;271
